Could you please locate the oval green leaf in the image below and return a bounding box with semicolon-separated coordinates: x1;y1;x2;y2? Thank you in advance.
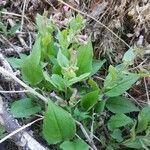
106;96;139;113
11;98;41;118
43;101;76;144
108;114;133;131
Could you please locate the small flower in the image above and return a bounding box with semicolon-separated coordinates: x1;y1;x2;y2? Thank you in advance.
63;5;69;12
82;34;88;41
77;34;88;45
50;91;56;97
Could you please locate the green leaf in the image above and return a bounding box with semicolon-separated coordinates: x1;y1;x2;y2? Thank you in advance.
9;24;20;34
123;137;144;149
10;98;41;118
108;114;133;131
7;54;28;69
68;73;90;86
106;96;139;113
95;100;106;114
130;121;137;140
73;108;90;121
57;49;69;68
21;36;43;85
136;105;150;133
42;101;76;144
91;59;106;76
81;90;99;111
51;74;67;91
21;58;43;85
36;14;53;36
60;139;89;150
0;21;7;33
123;48;135;65
105;74;139;97
138;105;150;122
69;15;84;32
0;125;6;139
77;39;93;76
30;37;41;65
110;129;123;142
57;29;70;52
88;78;100;91
7;57;23;68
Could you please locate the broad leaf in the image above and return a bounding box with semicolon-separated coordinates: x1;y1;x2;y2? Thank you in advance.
21;58;43;85
43;101;76;144
136;105;150;133
77;39;93;76
91;59;106;76
108;114;133;131
60;139;89;150
106;96;139;113
105;74;139;97
81;90;99;111
11;98;41;118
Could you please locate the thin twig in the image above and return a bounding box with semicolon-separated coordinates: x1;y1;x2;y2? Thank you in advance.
125;92;142;107
57;0;131;48
20;0;27;31
0;90;29;93
75;120;97;150
1;12;23;17
0;117;43;143
144;77;150;105
90;112;95;140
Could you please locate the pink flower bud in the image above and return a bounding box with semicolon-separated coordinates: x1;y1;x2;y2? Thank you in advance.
63;5;69;12
82;34;88;41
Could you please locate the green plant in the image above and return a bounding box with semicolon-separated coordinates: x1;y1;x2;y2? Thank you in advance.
8;13;150;150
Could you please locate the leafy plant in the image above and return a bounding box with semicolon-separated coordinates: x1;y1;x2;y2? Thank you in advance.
8;13;150;149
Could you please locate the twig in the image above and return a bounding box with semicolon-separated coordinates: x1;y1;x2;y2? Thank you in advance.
1;12;23;17
0;117;43;143
144;77;150;105
0;90;29;93
75;120;98;150
57;0;131;48
90;112;95;140
125;92;142;107
20;0;27;31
